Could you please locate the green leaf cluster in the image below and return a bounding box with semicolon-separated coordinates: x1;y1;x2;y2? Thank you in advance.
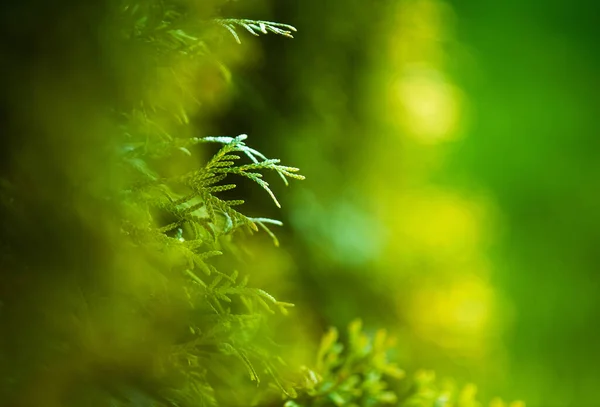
111;5;303;406
287;319;404;407
285;321;525;407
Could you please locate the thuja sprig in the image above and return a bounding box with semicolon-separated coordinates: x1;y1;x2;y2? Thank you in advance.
285;321;526;407
216;19;297;44
126;134;304;242
191;134;305;209
286;320;404;407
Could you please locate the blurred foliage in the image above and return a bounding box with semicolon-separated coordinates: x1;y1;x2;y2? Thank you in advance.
0;0;305;405
287;320;405;407
285;320;522;407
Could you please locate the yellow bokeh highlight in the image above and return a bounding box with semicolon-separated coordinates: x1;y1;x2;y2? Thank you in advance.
384;0;465;144
407;275;495;353
366;0;506;375
389;188;491;259
393;70;464;143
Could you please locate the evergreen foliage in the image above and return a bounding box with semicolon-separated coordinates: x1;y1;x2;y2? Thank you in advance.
106;1;305;405
217;19;297;44
284;321;524;407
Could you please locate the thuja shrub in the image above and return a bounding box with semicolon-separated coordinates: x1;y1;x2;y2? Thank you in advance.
0;0;523;406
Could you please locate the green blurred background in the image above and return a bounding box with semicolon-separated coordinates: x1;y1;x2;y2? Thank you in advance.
214;0;600;406
1;0;596;405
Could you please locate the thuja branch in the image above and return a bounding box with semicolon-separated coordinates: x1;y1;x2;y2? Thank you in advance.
216;19;297;44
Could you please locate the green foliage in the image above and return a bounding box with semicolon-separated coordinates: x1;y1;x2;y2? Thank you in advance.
108;1;306;406
285;321;525;407
287;320;404;407
0;0;302;405
120;135;304;403
217;19;297;44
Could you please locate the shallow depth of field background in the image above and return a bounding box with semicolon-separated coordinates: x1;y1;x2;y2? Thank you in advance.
214;0;600;405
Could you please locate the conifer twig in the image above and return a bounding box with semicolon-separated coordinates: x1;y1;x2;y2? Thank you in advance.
216;19;297;44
